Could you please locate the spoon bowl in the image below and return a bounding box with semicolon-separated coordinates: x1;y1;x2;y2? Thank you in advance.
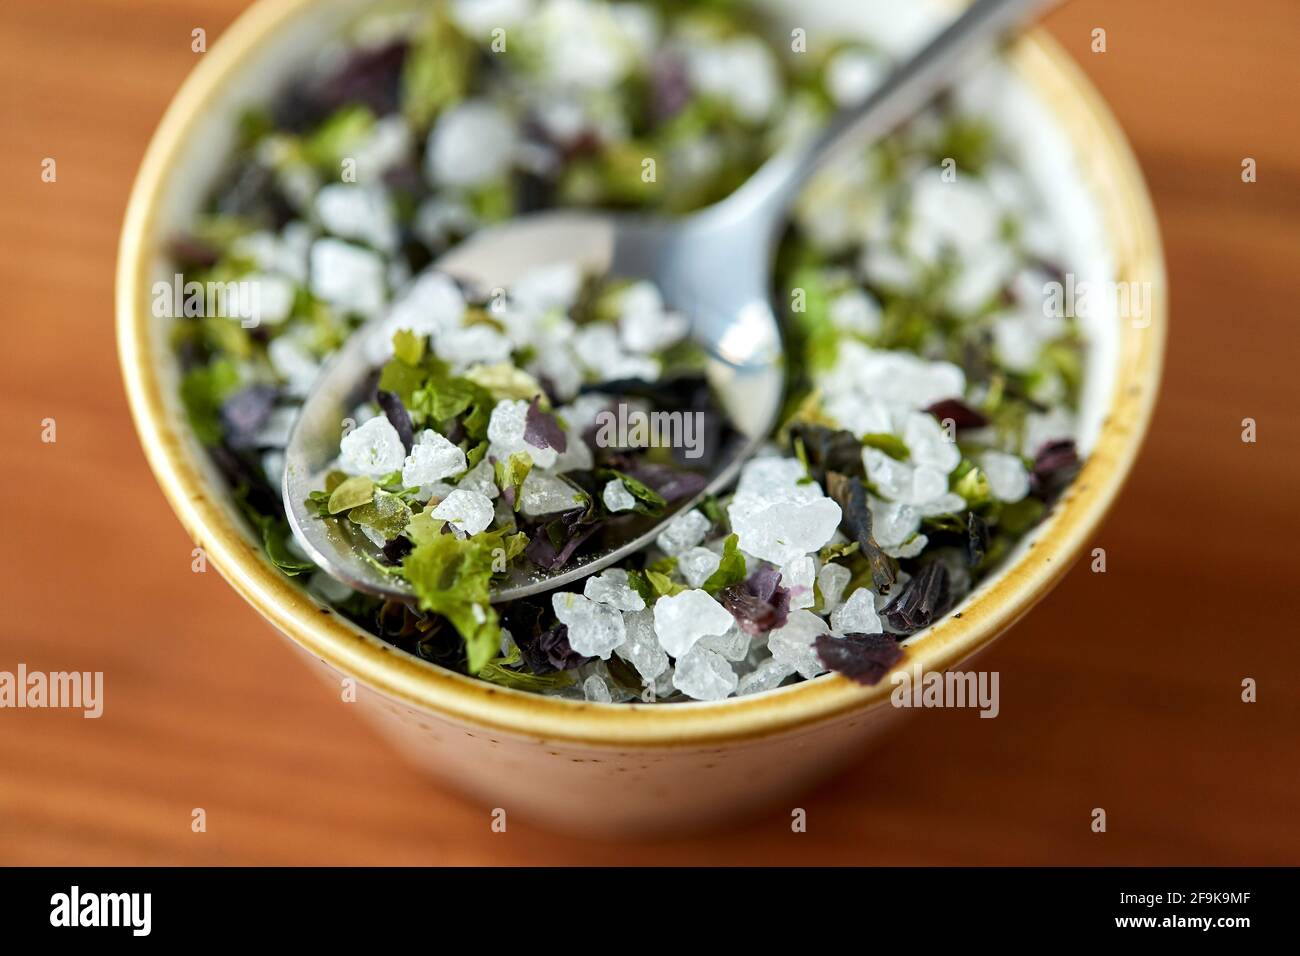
283;209;784;603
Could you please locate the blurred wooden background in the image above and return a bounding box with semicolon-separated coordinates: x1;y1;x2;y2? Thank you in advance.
1;0;1297;865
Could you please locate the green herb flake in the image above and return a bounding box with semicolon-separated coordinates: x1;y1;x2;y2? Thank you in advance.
953;464;992;508
391;328;426;366
179;358;240;446
861;433;910;461
495;452;534;511
645;569;687;599
347;489;412;541
327;475;375;514
400;534;501;673
600;469;667;515
401;9;472;130
477;644;575;692
302;105;375;169
703;534;747;593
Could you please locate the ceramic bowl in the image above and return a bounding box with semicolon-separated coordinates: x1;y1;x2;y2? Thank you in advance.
117;0;1165;835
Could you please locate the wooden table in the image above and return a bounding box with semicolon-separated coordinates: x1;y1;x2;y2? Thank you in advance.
2;0;1297;865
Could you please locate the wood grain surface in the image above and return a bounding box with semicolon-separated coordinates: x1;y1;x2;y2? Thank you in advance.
1;0;1297;866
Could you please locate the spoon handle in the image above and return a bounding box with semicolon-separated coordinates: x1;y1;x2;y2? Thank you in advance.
717;0;1063;228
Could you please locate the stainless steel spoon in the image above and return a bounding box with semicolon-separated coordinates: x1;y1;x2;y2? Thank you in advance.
284;0;1058;603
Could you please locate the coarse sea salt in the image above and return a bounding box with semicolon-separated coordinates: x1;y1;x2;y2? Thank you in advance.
487;398;559;469
518;471;582;517
652;589;734;658
979;450;1031;502
781;555;817;610
830;587;882;636
616;607;670;683
767;609;830;680
727;493;841;567
402;429;467;487
602;478;637;513
309;238;387;318
455;458;499;499
816;562;852;614
552;592;625;659
672;644;738;701
678;546;722;588
655;509;712;557
583;674;613;703
340;415;405;478
430;489;495;538
736;657;796;696
426;101;517;188
583;568;646;612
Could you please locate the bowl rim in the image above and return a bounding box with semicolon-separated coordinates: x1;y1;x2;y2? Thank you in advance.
116;0;1166;747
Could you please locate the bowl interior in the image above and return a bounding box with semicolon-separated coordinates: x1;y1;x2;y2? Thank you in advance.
118;0;1164;745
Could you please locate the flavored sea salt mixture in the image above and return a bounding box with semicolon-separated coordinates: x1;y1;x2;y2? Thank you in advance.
168;1;1085;702
307;265;723;673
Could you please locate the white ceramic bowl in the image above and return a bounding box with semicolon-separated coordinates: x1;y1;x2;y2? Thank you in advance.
118;0;1165;835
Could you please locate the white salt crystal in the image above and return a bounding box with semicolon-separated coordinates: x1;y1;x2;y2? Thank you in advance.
831;587;882;636
314;183;399;253
339;415;405;478
487;398;558;468
419;481;455;503
309;238;386;318
916;492;968;517
825;341;965;410
552;592;625;659
602;479;637;513
884;534;928;559
980;450;1031;503
868;496;922;549
430;488;494;537
678;546;722;588
652;589;734;658
455;458;499;499
828;287;882;336
903;410;961;474
727;495;841;567
817;562;851;614
434;324;513;369
825;48;886;108
583;674;613;703
736;657;796;696
254;406;298;449
699;623;750;662
511;262;583;312
615;608;669;683
767;609;830;680
686;36;780;123
583;568;645;612
655;508;711;556
245;273;296;327
781;555;817;609
268;335;321;398
824;392;893;439
519;471;583;517
426;101;517;189
350;114;414;181
549;427;594;474
735;457;820;502
308;570;353;604
671;645;738;701
618;281;689;352
402;429;467;487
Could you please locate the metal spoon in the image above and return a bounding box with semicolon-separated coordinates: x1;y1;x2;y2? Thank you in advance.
284;0;1057;603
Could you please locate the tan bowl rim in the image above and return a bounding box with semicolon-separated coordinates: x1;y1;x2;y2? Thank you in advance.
116;0;1166;748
